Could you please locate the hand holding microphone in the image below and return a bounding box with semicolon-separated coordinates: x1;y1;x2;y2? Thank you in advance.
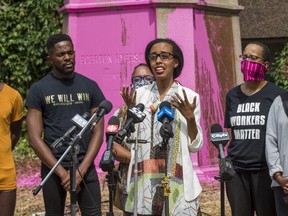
210;123;235;181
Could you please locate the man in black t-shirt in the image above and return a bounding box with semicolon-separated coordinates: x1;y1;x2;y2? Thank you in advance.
224;42;285;216
26;33;105;216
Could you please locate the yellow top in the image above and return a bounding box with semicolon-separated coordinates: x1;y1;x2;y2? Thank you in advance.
0;84;23;190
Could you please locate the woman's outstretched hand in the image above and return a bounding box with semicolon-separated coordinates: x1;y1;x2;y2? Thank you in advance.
170;88;196;120
120;85;136;108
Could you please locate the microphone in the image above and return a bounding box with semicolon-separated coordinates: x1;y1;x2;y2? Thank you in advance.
51;112;90;151
157;101;174;140
210;123;235;181
89;100;113;130
96;100;113;117
114;103;146;144
99;116;120;172
210;124;229;158
157;101;174;124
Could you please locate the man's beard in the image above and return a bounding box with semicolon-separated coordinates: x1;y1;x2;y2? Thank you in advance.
55;63;74;75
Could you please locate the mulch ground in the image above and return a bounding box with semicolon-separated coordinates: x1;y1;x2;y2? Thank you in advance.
15;159;231;216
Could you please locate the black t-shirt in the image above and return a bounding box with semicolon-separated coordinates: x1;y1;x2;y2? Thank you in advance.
25;72;105;166
224;82;285;171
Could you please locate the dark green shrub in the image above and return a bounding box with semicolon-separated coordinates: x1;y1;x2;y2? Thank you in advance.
0;0;64;97
14;135;37;161
0;0;64;159
269;43;288;90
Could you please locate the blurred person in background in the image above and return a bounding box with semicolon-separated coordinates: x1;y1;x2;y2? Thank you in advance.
0;54;23;216
113;63;154;211
266;54;288;216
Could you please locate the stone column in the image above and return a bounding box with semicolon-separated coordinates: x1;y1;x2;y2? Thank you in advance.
60;0;243;180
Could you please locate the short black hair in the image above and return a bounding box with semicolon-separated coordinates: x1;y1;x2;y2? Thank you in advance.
46;33;73;51
248;41;271;62
145;38;184;79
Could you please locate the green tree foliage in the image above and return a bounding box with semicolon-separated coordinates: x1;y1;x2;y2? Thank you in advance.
269;43;288;90
0;0;64;97
0;0;64;159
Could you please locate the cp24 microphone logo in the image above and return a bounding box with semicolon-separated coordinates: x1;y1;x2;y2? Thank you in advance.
210;132;229;142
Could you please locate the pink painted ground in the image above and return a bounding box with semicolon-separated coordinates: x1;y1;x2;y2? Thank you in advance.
16;159;41;187
15;159;231;216
16;159;217;188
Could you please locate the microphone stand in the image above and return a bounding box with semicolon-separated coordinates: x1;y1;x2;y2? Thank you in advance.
117;123;139;216
99;140;118;216
70;144;79;215
214;148;235;216
214;158;225;216
133;127;139;216
161;138;170;216
106;170;117;216
129;125;150;216
210;125;234;216
33;111;102;216
160;123;173;216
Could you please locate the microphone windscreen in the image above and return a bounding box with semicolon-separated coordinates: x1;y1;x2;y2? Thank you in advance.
99;100;113;114
106;116;119;136
211;123;223;133
157;101;174;123
107;116;120;127
159;101;171;110
210;123;229;147
135;103;145;112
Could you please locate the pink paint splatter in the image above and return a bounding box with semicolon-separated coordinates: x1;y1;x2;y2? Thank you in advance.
17;173;41;187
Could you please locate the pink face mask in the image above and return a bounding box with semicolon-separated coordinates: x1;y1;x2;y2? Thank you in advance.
241;60;267;82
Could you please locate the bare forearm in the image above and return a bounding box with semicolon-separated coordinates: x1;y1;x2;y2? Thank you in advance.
10;120;23;150
26;108;67;180
29;137;67;178
78;119;104;175
78;137;103;175
187;117;198;142
11;133;21;150
113;142;131;164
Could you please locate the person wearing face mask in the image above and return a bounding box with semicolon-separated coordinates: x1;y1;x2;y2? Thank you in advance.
224;42;285;216
113;38;203;216
130;64;155;90
265;54;288;216
115;63;155;119
112;63;154;211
